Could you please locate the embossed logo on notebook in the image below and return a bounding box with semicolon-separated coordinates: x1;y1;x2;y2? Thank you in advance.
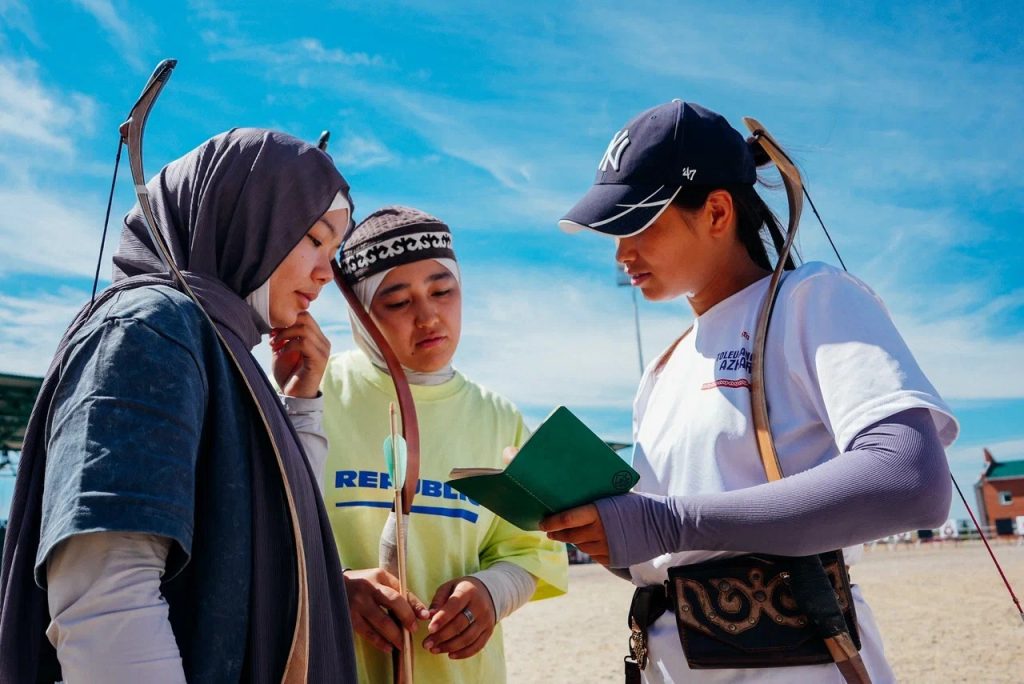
613;470;635;492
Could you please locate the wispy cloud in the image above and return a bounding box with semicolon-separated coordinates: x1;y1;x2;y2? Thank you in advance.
0;55;105;280
0;288;87;375
457;266;680;412
70;0;154;72
189;21;588;226
0;57;96;157
0;0;42;45
0;183;106;279
186;0;241;33
203;33;388;70
374;88;536;192
947;437;1024;469
334;134;396;170
896;314;1024;401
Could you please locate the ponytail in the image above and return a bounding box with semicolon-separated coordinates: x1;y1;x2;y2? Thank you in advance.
671;139;796;272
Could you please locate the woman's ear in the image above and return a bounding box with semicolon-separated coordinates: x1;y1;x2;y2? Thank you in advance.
704;190;735;238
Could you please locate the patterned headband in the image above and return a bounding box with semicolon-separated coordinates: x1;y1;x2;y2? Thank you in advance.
339;206;456;285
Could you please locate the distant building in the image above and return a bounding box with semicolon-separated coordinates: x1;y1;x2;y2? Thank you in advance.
1;372;42;455
1;372;43;526
974;448;1024;535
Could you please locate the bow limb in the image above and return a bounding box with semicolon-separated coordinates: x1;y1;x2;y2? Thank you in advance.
317;133;419;506
119;59;179;274
119;60;318;681
742;116;803;483
332;261;421;515
742;116;803;276
743;118;870;684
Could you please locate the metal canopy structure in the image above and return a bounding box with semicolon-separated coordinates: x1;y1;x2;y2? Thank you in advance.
1;372;42;458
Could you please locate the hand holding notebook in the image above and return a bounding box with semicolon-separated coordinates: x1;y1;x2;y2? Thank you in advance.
446;406;639;530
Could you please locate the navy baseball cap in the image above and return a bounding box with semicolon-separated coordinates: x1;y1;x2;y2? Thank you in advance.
559;100;756;237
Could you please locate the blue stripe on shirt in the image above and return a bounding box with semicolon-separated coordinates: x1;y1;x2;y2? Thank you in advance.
335;500;479;523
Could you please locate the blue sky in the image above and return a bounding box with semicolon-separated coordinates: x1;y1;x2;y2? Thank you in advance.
1;0;1022;521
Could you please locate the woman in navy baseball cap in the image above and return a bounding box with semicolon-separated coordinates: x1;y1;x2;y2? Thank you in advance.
543;100;959;683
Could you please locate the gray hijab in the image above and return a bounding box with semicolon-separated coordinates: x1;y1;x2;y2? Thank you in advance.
114;127;347;343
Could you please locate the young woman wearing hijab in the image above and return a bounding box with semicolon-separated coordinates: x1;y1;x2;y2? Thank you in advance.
319;206;568;684
540;102;959;683
0;129;357;682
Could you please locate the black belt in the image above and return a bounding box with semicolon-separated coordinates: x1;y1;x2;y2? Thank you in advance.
624;583;670;682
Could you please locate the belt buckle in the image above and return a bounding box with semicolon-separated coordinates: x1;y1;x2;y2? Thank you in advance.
628;616;649;670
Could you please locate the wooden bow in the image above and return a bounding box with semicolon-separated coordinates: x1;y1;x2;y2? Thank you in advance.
317;126;420;682
121;59;314;683
742;116;801;484
743;117;871;684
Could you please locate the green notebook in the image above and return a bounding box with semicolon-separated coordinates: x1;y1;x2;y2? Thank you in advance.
446;406;640;530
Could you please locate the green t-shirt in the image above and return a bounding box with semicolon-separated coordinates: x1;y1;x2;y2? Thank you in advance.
322;350;568;684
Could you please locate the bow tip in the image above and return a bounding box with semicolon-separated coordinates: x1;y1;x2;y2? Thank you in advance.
742;116;766;136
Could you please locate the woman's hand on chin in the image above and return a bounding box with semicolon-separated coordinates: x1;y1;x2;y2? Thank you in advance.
271;311;330;398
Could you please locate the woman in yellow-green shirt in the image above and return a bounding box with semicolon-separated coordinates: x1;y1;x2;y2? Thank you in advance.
321;205;568;684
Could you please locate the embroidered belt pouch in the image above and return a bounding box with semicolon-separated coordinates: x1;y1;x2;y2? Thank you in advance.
667;550;860;669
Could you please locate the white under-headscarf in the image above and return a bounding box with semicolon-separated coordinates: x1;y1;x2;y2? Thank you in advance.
350;258;460;386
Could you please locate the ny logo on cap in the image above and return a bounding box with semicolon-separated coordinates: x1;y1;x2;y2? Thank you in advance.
599;129;630;172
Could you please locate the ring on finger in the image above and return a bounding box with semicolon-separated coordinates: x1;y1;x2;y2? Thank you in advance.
462;607;475;627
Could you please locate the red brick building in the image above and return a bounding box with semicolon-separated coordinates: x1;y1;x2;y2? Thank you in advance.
974;449;1024;535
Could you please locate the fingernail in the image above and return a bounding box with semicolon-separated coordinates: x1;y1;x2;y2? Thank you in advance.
423;640;433;650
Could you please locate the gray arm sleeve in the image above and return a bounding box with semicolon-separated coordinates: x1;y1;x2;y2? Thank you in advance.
46;532;186;683
470;562;537;622
280;393;328;490
596;408;951;568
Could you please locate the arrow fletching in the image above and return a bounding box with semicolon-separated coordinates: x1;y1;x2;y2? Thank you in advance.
383;434;397;486
383;434;409;489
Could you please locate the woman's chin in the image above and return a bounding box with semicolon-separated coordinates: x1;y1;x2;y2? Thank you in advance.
268;307;299;329
406;351;455;374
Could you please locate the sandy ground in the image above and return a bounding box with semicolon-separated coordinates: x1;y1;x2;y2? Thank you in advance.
503;542;1024;683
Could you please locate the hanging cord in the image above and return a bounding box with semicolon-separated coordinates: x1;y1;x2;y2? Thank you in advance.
91;138;125;305
801;185;847;272
951;474;1024;624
